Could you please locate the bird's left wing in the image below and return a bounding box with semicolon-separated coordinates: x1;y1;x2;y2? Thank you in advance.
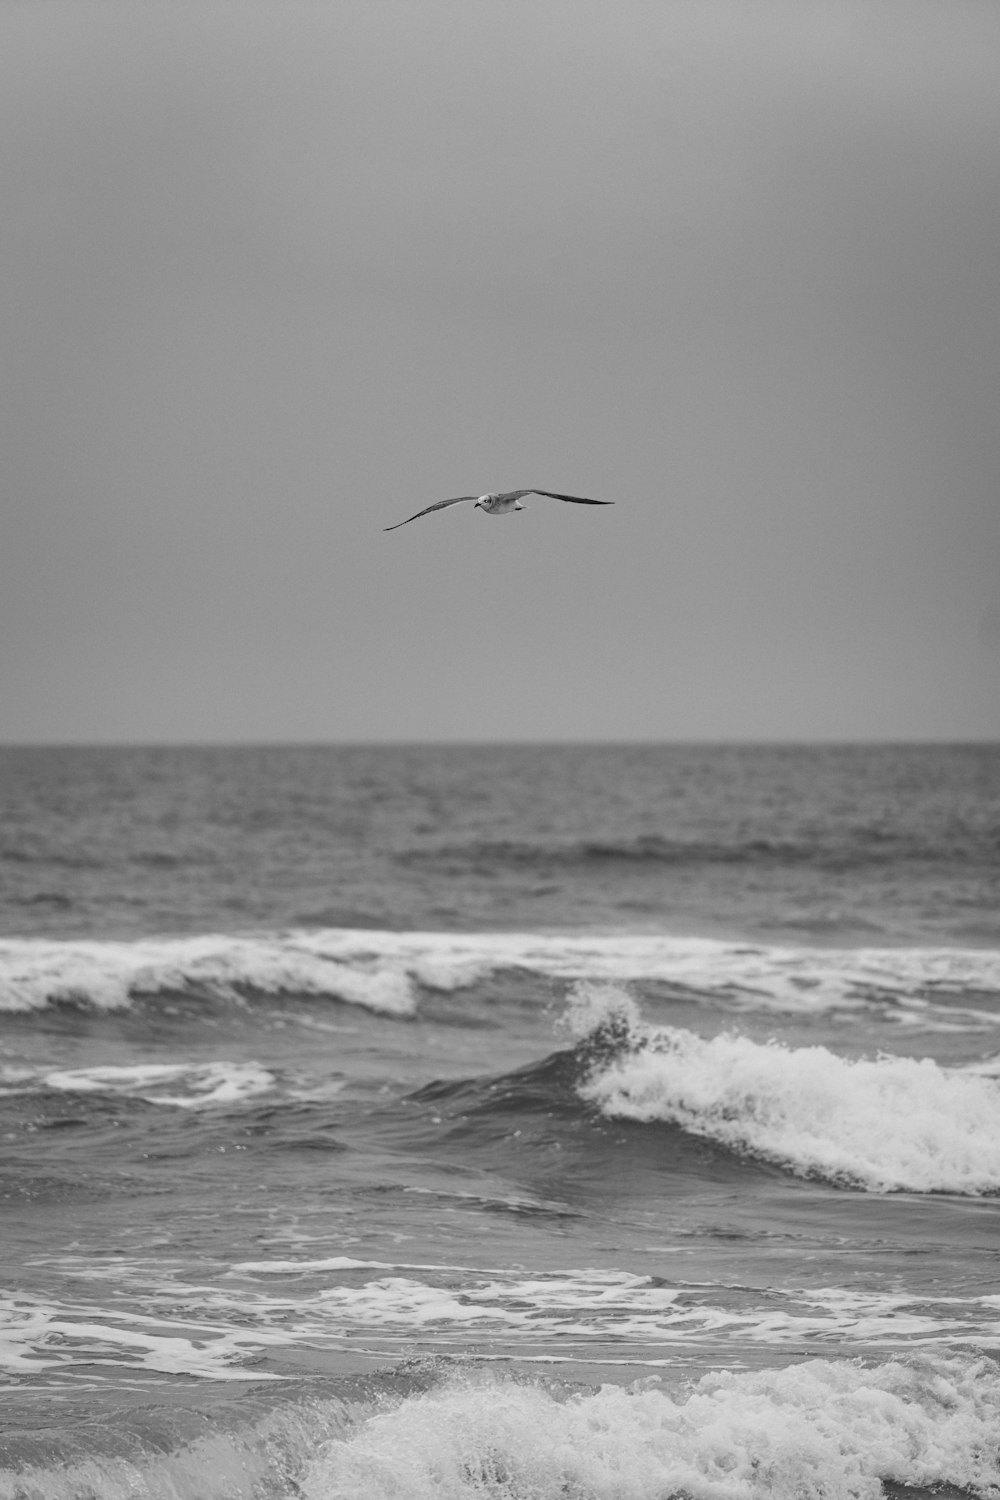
522;490;613;505
383;496;478;531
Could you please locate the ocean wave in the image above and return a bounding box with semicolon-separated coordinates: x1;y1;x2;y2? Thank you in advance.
570;989;1000;1194
0;932;420;1016
1;929;999;1025
2;1356;997;1500
397;830;977;870
0;1383;363;1500
399;834;816;868
304;1356;1000;1500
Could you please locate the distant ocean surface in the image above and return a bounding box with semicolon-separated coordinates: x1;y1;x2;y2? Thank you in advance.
1;743;998;1500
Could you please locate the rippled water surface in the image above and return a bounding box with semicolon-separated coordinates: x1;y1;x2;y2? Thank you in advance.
0;744;998;1500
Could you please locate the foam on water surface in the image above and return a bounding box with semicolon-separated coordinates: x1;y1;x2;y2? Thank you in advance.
1;929;999;1028
570;989;1000;1194
10;1256;998;1387
2;1355;998;1500
302;1355;1000;1500
0;933;421;1015
0;1292;285;1383
0;1059;277;1109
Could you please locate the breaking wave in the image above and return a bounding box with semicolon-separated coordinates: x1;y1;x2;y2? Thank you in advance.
1;929;999;1027
1;1355;998;1500
570;989;1000;1194
301;1356;1000;1500
0;932;422;1016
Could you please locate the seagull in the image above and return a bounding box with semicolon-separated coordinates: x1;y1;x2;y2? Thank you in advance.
384;489;613;531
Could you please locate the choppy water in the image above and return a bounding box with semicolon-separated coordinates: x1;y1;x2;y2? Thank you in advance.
0;744;998;1500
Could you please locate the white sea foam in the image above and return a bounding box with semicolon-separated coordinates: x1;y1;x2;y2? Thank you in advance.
267;1270;1000;1353
1;928;998;1024
0;1293;284;1382
0;933;419;1015
302;1356;1000;1500
22;1258;1000;1371
0;1060;277;1109
571;990;1000;1193
2;1356;997;1500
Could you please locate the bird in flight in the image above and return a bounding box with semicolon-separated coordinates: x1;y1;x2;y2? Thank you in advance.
384;489;613;531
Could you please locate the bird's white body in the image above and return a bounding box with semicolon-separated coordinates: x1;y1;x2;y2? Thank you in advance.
474;492;525;515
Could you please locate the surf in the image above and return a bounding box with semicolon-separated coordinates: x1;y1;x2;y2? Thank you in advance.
570;988;1000;1194
2;929;999;1032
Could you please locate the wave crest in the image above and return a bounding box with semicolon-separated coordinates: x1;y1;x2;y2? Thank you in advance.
571;987;1000;1194
0;933;420;1015
302;1356;1000;1500
2;929;998;1026
8;1356;994;1500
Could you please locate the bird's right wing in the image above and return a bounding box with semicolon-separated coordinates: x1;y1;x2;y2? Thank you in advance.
383;496;478;531
525;490;613;505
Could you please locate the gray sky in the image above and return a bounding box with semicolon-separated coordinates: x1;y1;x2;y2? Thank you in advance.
2;0;998;742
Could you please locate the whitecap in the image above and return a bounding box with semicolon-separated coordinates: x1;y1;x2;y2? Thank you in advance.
0;932;418;1015
3;1356;998;1500
571;988;1000;1193
0;1060;276;1109
301;1355;1000;1500
1;929;998;1027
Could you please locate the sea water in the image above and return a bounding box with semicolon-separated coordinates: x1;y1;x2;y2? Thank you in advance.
0;743;998;1499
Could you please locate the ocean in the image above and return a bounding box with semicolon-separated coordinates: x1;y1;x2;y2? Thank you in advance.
0;742;998;1500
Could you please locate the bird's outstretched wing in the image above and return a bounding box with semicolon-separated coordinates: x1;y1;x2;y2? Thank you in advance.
519;490;613;505
383;496;478;531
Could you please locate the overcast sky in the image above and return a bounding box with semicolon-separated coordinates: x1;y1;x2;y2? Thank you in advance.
2;0;998;742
